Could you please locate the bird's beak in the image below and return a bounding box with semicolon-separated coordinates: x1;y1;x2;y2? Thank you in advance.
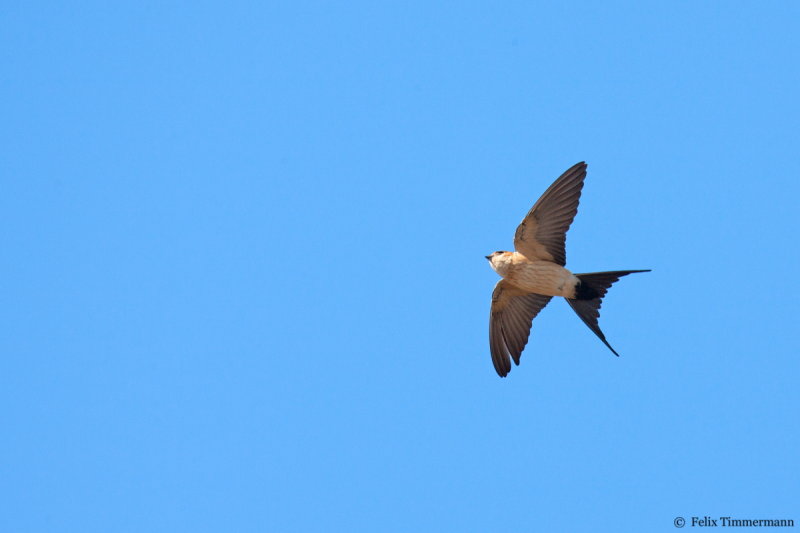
485;255;492;260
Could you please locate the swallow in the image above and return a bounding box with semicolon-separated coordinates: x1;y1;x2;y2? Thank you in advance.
486;162;650;377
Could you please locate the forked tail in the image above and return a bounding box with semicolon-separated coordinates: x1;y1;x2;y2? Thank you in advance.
566;270;651;356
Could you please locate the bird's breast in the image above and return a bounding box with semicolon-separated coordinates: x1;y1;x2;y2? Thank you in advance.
507;260;578;297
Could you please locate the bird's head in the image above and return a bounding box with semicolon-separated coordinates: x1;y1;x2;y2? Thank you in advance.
485;251;513;276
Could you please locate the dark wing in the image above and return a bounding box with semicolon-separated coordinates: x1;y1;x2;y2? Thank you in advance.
513;162;587;266
489;280;552;377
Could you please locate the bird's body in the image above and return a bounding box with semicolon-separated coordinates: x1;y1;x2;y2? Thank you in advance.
489;252;578;298
486;162;650;377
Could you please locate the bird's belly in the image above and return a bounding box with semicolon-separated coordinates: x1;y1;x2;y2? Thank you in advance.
509;262;577;297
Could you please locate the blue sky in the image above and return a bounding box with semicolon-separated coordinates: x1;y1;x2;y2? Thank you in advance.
2;2;798;532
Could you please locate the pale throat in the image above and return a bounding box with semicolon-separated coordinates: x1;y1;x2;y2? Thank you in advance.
490;254;514;277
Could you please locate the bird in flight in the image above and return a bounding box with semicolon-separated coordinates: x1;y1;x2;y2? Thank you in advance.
486;162;650;377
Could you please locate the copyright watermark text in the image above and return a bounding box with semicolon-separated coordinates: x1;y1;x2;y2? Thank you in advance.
674;516;794;528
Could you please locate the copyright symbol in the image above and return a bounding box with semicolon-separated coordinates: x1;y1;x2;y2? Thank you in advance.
674;517;685;528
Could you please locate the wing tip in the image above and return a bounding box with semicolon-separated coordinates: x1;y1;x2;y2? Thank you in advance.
563;161;587;177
